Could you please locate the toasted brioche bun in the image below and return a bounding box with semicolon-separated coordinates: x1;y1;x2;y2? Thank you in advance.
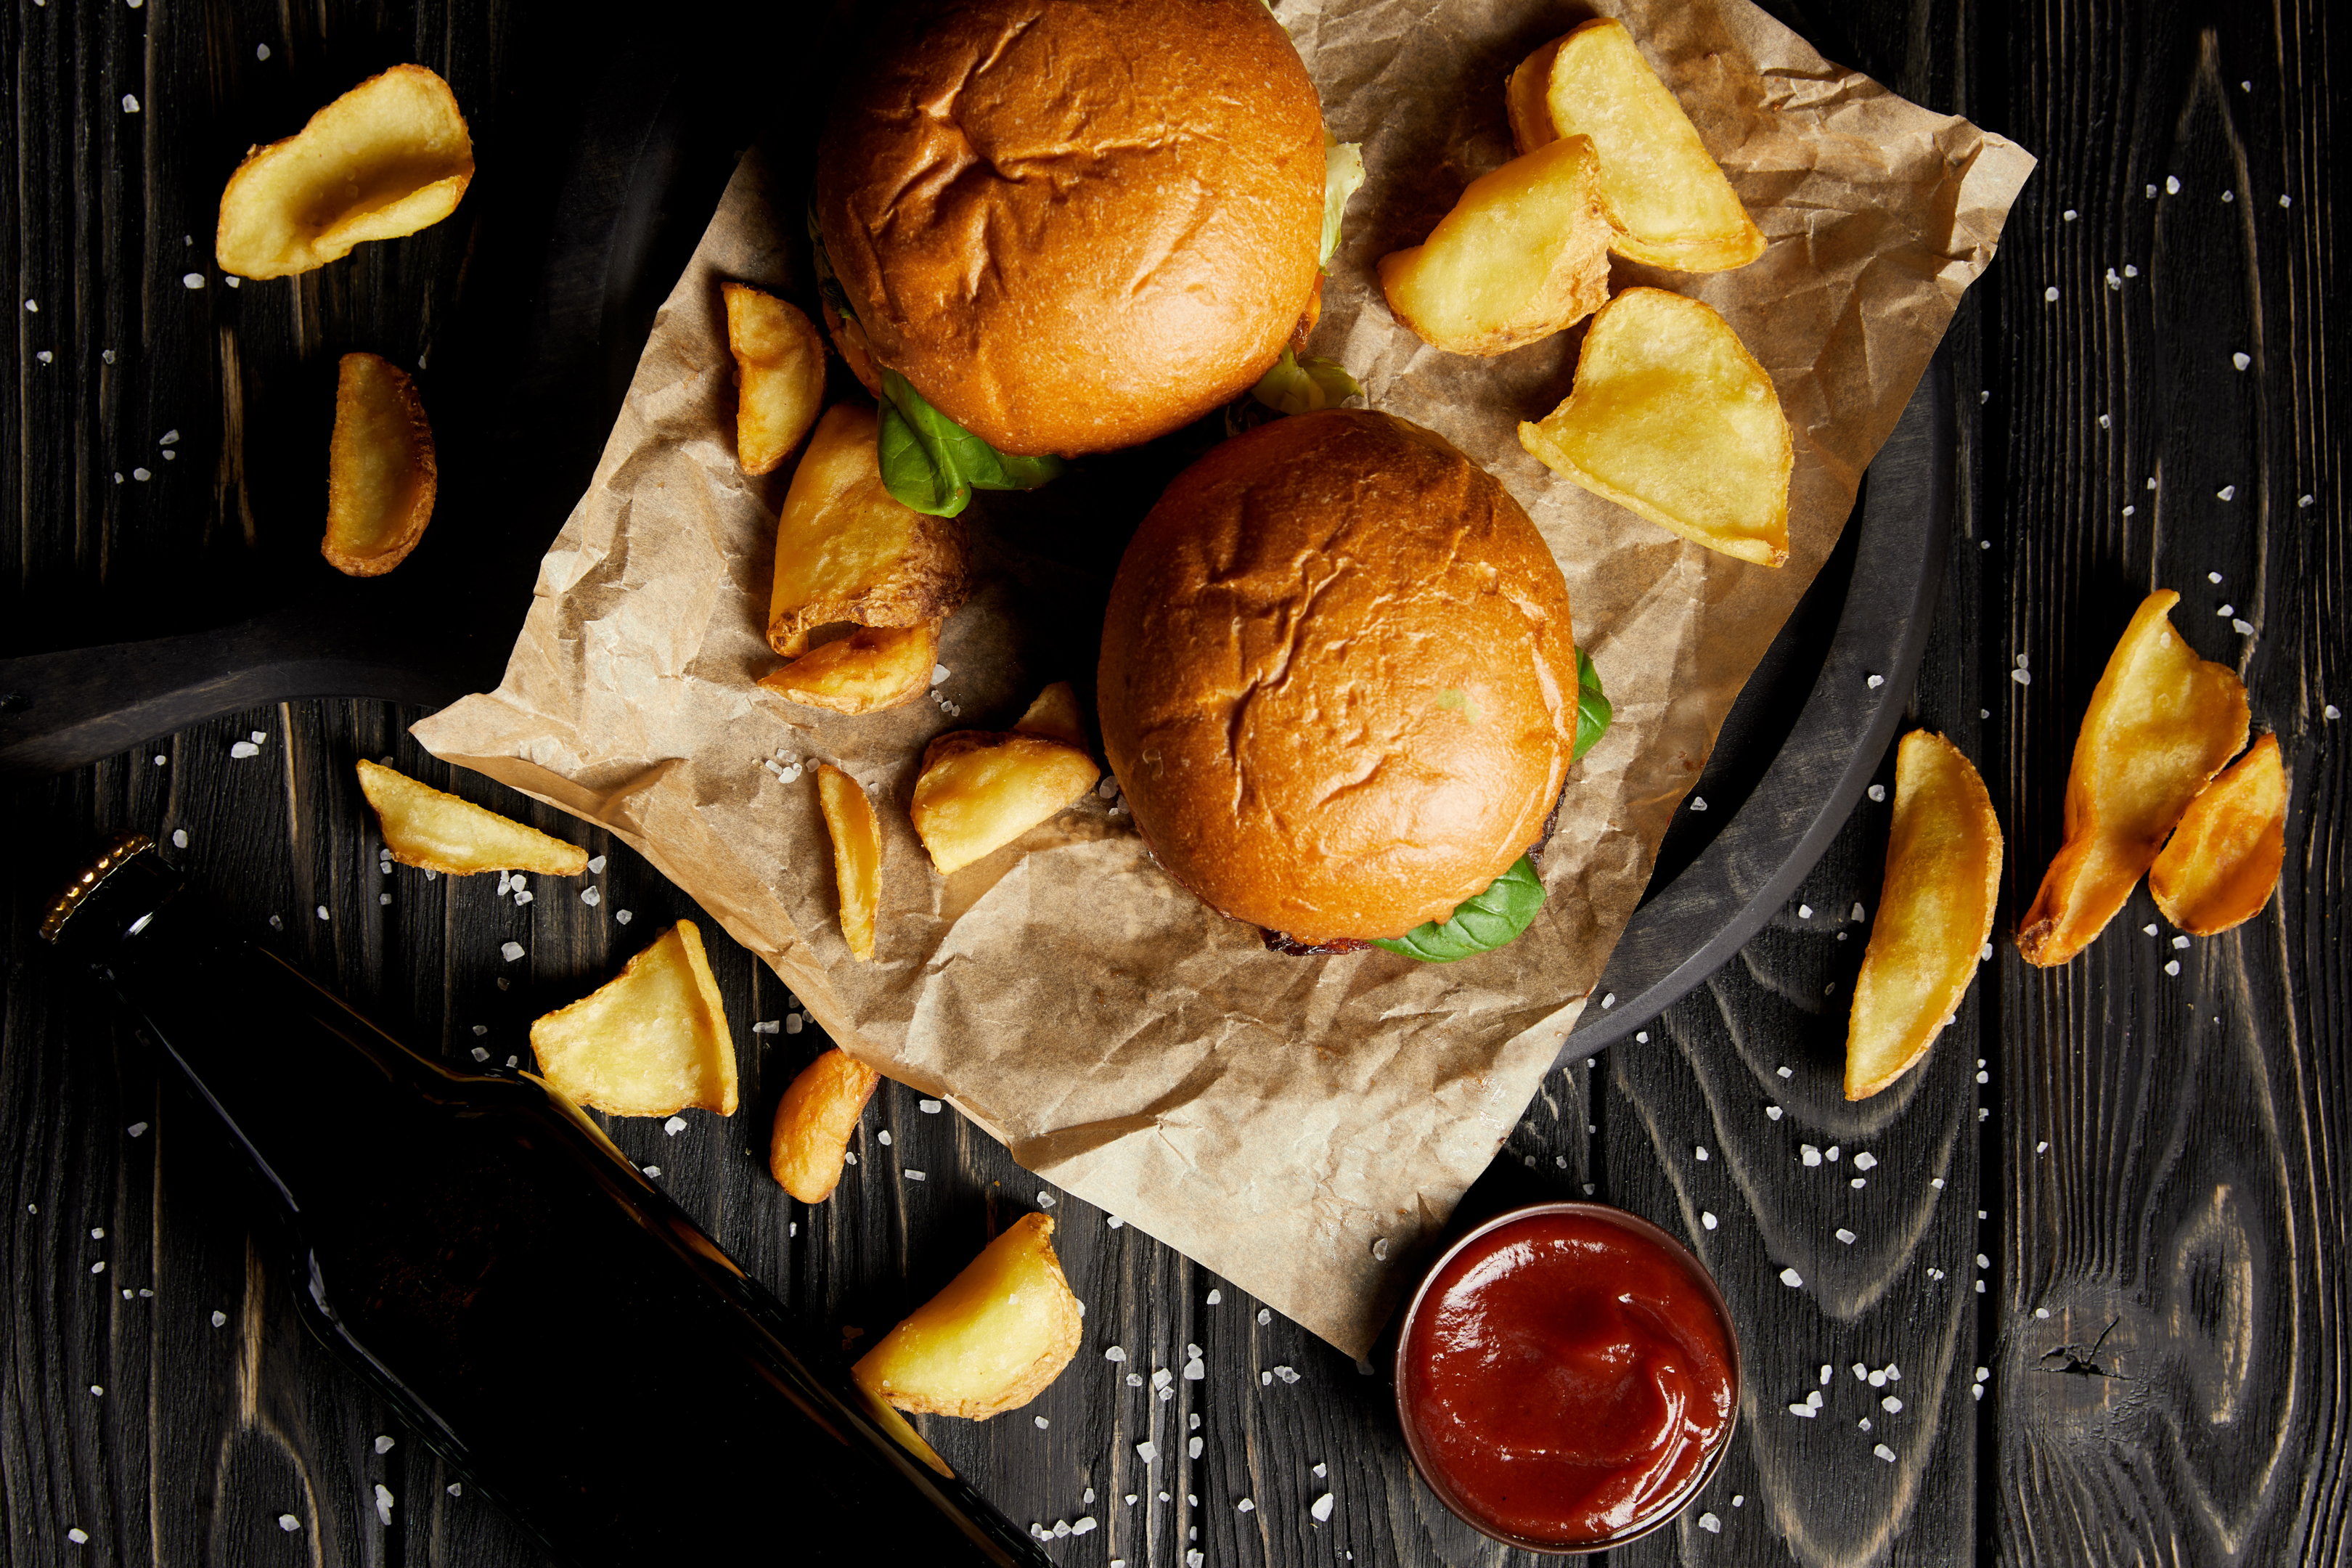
1098;409;1580;943
814;0;1326;457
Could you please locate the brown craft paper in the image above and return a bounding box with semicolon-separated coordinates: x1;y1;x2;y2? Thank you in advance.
412;0;2033;1357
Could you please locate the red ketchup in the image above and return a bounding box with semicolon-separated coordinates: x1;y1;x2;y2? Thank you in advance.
1398;1206;1738;1551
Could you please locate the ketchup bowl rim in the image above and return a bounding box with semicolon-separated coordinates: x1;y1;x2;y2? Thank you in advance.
1389;1199;1744;1556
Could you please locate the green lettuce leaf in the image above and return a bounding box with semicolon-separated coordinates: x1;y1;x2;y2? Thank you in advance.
1373;855;1546;963
1575;646;1612;762
877;371;1065;518
1249;348;1364;417
1322;134;1365;266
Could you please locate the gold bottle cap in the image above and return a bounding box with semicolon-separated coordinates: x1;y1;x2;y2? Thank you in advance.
38;831;157;945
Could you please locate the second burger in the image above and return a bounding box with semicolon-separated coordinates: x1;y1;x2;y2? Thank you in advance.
1098;409;1609;960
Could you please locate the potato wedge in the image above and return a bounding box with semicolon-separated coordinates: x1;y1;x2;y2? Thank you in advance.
356;759;586;875
2017;591;2250;965
216;64;473;279
1518;287;1792;567
528;920;738;1118
768;404;970;656
722;282;826;476
1012;680;1088;751
322;353;436;576
758;621;939;715
2151;733;2286;936
852;1214;1082;1420
767;1047;881;1201
910;711;1101;876
1376;134;1613;356
1844;731;2003;1100
1506;20;1765;273
814;764;883;961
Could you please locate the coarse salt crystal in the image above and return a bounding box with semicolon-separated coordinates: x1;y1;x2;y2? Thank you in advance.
1765;1105;1783;1120
1237;1498;1255;1512
1799;903;1813;918
1702;1212;1718;1230
1136;1441;1158;1462
1258;1307;1271;1324
1820;1364;1834;1384
663;1116;687;1135
469;1045;490;1063
1875;1443;1897;1463
2327;706;2342;722
1867;673;1885;689
587;855;607;873
128;1122;147;1138
230;741;259;758
1312;1493;1334;1522
2218;486;2237;501
1636;1031;1649;1043
375;1485;394;1524
582;887;601;907
2044;286;2059;302
2173;934;2192;950
2168;176;2181;194
1037;1191;1055;1207
123;94;140;113
171;828;188;849
1779;1266;1803;1288
2234;618;2255;636
1837;1228;1856;1244
1883;1395;1903;1413
68;1530;87;1544
2166;960;2181;976
2234;352;2251;371
1206;1289;1222;1303
1788;1401;1817;1417
1073;1517;1097;1535
785;1014;804;1034
182;273;205;290
1106;1346;1126;1362
1106;1216;1124;1228
1851;1177;1868;1189
1185;1359;1205;1381
614;909;633;925
2036;1307;2051;1318
1778;1066;1792;1078
1600;992;1615;1009
1869;782;1889;799
1689;796;1707;812
878;1130;891;1146
375;1434;395;1454
1854;1151;1879;1171
211;1310;227;1326
1807;1389;1822;1409
1801;1145;1821;1167
277;1514;299;1532
1034;1416;1049;1429
1695;1146;1708;1161
2062;208;2077;221
501;942;524;962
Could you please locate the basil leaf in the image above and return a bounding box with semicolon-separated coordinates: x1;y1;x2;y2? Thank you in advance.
1373;856;1547;963
877;369;1066;518
1322;134;1365;266
1249;348;1364;417
1574;646;1612;762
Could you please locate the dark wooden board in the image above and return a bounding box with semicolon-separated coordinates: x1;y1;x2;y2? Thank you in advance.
2;1;2346;1566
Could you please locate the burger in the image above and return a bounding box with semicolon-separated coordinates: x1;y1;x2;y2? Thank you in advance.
1098;408;1610;960
812;0;1360;514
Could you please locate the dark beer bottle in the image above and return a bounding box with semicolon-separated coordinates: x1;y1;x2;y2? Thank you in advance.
41;833;1050;1567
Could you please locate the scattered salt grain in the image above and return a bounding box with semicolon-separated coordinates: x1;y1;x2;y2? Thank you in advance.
663;1116;687;1136
1836;1228;1856;1245
785;1014;804;1034
1636;1032;1648;1043
2043;286;2059;302
315;905;330;921
230;740;260;758
1801;1145;1821;1167
470;1047;489;1063
501;942;524;962
2328;706;2342;722
375;1485;394;1525
1874;1443;1897;1463
1106;1216;1124;1228
1037;1191;1055;1207
614;909;633;925
68;1530;87;1545
2167;176;2181;194
1273;1365;1301;1385
1312;1493;1334;1522
1207;1289;1222;1304
2233;352;2251;371
2165;960;2181;976
1779;1266;1803;1288
1788;1401;1816;1418
1105;1345;1127;1363
2234;618;2255;636
878;1130;891;1146
2035;1307;2051;1319
1867;673;1885;690
643;1166;661;1177
1859;1416;1873;1431
1869;782;1888;800
918;1098;942;1112
1034;1416;1049;1430
1765;1105;1783;1120
278;1514;300;1532
91;1261;104;1275
375;1434;395;1454
211;1311;227;1327
1777;1065;1792;1079
123;94;140;113
1702;1212;1718;1230
1689;796;1707;812
1258;1307;1271;1324
1073;1518;1097;1535
2218;486;2236;501
181;273;205;290
582;887;601;907
1695;1146;1708;1161
1600;992;1615;1009
1136;1441;1158;1463
1799;903;1813;918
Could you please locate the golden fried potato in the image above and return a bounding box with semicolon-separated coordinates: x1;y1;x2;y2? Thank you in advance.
767;1047;881;1201
814;764;883;961
216;64;473;279
1844;732;2002;1100
1376;134;1612;356
1518;287;1792;567
853;1214;1082;1420
2151;733;2285;936
722;282;826;476
356;759;586;875
322;353;436;576
1506;20;1765;273
2017;591;2250;965
1012;681;1087;750
910;709;1101;877
768;404;970;656
529;920;738;1118
758;621;939;715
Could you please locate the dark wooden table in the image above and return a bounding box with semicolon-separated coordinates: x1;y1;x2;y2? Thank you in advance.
3;0;2343;1562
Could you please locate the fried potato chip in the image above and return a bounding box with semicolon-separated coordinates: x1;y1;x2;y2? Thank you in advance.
768;1047;881;1201
814;764;883;961
1376;134;1613;356
1518;287;1792;567
768;404;970;657
758;621;939;715
2017;591;2250;965
216;64;473;279
322;353;436;576
356;759;587;875
1506;20;1766;273
853;1214;1082;1420
910;688;1103;875
2151;732;2285;936
1844;731;2003;1100
529;920;738;1118
722;282;826;476
1012;680;1088;751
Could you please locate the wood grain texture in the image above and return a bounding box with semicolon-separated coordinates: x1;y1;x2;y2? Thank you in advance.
1;0;2345;1565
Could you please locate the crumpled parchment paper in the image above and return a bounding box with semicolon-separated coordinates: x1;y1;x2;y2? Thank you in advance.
412;0;2033;1356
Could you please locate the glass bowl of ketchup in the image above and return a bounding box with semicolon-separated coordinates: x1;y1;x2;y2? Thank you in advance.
1392;1201;1741;1554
